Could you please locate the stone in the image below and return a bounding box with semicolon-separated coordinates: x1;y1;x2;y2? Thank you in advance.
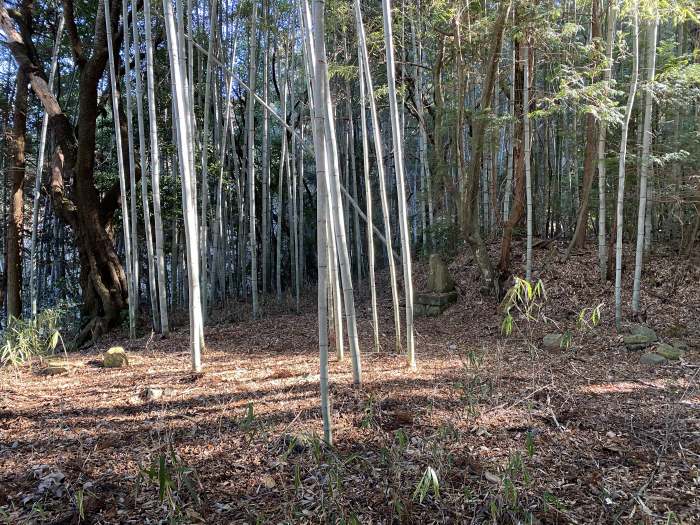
624;334;656;351
143;386;175;401
415;291;458;307
145;387;163;401
542;333;564;350
103;347;129;368
655;343;682;361
43;361;70;376
672;340;689;353
640;352;667;366
414;291;458;317
629;324;657;341
427;254;455;293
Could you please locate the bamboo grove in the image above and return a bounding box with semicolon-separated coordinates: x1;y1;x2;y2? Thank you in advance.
0;0;699;440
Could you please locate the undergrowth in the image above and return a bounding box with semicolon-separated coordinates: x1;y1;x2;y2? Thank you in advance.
0;307;67;367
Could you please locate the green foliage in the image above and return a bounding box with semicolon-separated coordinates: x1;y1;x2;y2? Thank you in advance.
327;63;358;82
424;217;461;258
576;303;603;332
237;401;258;438
501;278;603;352
413;466;440;503
1;308;66;367
138;445;201;521
455;350;490;418
484;435;567;523
500;277;547;338
359;393;378;429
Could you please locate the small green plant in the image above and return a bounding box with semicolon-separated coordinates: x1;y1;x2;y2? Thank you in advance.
486;434;567;523
500;277;547;339
413;466;440;503
394;428;409;450
501;278;603;352
138;445;201;519
359;393;378;429
576;303;603;331
1;308;66;367
456;350;490;417
73;487;92;523
240;402;255;431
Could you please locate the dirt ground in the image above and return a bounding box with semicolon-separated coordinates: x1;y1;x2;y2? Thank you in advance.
1;245;699;524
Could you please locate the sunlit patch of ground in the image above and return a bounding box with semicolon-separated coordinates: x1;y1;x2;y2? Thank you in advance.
1;247;698;523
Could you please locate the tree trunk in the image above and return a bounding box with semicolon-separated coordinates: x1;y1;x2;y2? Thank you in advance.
144;0;169;334
1;1;143;346
631;12;658;315
30;16;63;319
358;44;380;352
381;0;416;368
614;1;639;331
163;0;205;370
498;31;527;283
6;67;28;320
567;0;601;254
523;37;532;281
598;2;618;281
462;2;510;295
354;0;402;352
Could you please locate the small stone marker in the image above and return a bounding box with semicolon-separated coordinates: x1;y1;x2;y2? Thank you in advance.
624;325;658;351
542;333;564;350
103;347;129;368
415;255;458;317
427;254;455;293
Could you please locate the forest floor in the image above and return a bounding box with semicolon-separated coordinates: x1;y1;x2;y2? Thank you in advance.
1;244;699;524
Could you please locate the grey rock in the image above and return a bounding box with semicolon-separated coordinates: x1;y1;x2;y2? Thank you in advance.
629;324;658;341
624;333;656;351
640;352;667;366
427;254;455;293
145;387;163;401
655;343;682;361
43;361;70;376
672;340;689;353
543;334;565;350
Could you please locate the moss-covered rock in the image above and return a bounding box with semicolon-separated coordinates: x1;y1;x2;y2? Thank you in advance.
629;324;657;341
672;340;689;353
43;361;71;376
640;352;667;366
103;347;129;368
624;333;656;351
655;343;682;361
427;254;455;293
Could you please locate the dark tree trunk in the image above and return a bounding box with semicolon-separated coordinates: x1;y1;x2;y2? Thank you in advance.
1;1;133;346
497;32;528;283
460;2;510;297
567;0;601;254
6;67;28;319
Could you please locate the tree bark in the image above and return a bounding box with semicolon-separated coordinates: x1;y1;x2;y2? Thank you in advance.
498;30;528;284
567;0;601;254
614;1;639;331
461;2;510;296
6;67;28;320
1;1;140;346
631;12;659;315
